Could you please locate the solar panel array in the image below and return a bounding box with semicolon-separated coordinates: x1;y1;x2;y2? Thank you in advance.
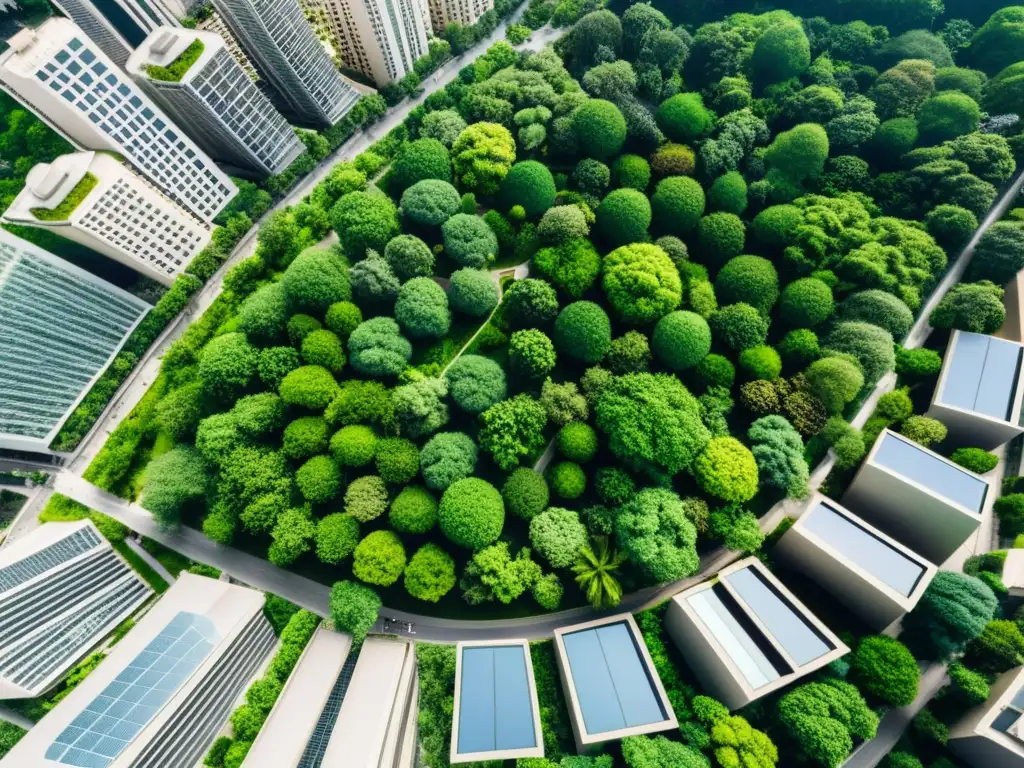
45;611;218;768
0;525;100;593
875;431;987;512
457;645;536;755
940;332;1023;420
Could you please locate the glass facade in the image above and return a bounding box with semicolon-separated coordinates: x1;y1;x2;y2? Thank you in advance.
0;525;100;592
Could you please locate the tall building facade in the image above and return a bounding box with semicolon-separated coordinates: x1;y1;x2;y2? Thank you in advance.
324;0;430;87
126;28;304;176
198;11;262;81
0;228;150;454
4;151;212;286
212;0;362;126
0;520;152;698
427;0;492;33
0;18;237;222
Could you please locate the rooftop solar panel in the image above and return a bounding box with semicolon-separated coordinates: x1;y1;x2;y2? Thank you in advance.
562;621;667;736
456;645;536;755
723;567;833;666
874;431;987;512
804;501;926;597
44;611;218;768
687;589;781;689
940;332;1022;421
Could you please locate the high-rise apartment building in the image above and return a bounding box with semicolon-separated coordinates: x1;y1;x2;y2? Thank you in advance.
211;0;362;126
48;0;191;66
0;18;237;222
427;0;492;33
126;28;305;176
0;228;150;454
4;151;212;286
323;0;430;87
198;11;262;81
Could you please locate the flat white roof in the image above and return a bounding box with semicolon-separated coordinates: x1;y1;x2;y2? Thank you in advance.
939;331;1024;421
241;626;349;768
872;430;988;513
2;573;265;767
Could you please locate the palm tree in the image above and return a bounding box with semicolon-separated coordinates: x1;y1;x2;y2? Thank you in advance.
571;536;625;609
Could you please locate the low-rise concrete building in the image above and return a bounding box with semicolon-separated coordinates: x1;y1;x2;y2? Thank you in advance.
0;520;151;699
1;573;275;767
843;428;987;563
241;626;351;768
949;665;1024;768
553;614;678;752
321;636;418;768
926;330;1024;449
450;639;543;764
775;493;937;630
664;557;849;710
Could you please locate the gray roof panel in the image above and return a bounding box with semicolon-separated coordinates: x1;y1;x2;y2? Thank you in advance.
456;645;536;755
874;432;987;512
940;332;1022;420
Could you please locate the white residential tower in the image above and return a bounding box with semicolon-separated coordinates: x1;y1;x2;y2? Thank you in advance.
325;0;430;87
427;0;492;33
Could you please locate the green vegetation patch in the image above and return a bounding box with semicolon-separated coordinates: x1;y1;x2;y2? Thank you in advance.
144;38;205;83
30;172;98;221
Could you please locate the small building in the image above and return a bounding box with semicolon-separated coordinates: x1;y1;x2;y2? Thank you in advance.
1;573;276;767
321;636;418;768
949;665;1024;768
4;151;212;286
775;493;937;630
126;28;305;177
450;639;543;764
1003;550;1024;599
241;626;351;768
843;428;987;563
0;520;152;699
552;614;678;752
664;557;849;710
0;228;150;454
927;330;1024;450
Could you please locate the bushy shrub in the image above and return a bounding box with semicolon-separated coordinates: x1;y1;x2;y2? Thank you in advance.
824;322;895;383
279;365;339;411
651;176;705;235
558;422;598;463
602;243;682;325
655;93;714;143
739;345;782;381
530;507;588;567
925;205;978;251
374;437;419;485
446;355;506;414
502;468;549;521
904;571;998;660
199;333;257;401
896;346;942;378
777;679;878;768
323;302;362;341
504;278;559;329
779;278;834;328
389;485;438;534
694;437;759;503
751;20;810;84
715;255;779;315
595;466;635;506
697;354;736;389
509;329;557;380
652;311;711;370
951;447;999;474
479;394;549;471
806;356;865;413
850;635;920;707
238;283;287;342
500;161;557;219
330;191;400;258
344;475;389;522
315;513;359;564
969;222;1024;286
140;446;208;530
394;277;450;339
404;543;456;602
650;142;696;178
420;431;478;491
613;154;651;190
438;477;504;550
400;179;462;228
531;239;601;299
710;303;769;351
347;317;412;378
573;158;610;196
596;188;652;247
778;328;820;365
446;268;498;318
839;290;914;339
257;346;301;390
282;416;329;460
442;213;498;268
696;213;745;268
295;454;341;504
553;301;612;364
282;247;352;315
329;580;381;645
901;415;947;448
876;389;913;422
605;331;651;374
329;424;377;467
353;530;406;587
350;252;399;310
549;461;586;499
301;329;345;374
451;122;516;195
614;487;699;582
917;92;981;145
572;99;627;159
384;234;434;281
537;206;589;245
708;171;748;214
930;281;1006;334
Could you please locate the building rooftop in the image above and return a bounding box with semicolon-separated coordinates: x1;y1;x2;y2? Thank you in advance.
2;573;268;767
802;498;927;597
7;153;95;223
554;614;677;747
125;28;220;85
937;331;1024;422
451;640;542;764
950;665;1024;766
0;520;151;699
872;430;988;513
241;626;349;768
